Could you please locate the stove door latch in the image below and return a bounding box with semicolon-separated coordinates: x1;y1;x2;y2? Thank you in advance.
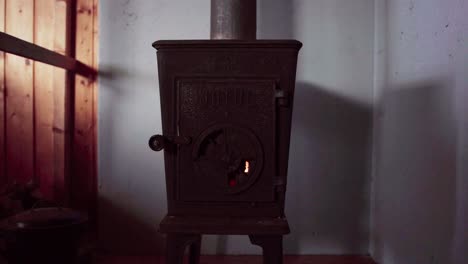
274;177;286;193
275;90;290;107
149;134;191;151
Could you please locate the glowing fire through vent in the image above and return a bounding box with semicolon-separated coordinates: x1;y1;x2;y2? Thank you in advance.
244;161;250;173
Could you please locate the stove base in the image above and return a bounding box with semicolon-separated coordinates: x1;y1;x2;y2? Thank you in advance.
164;233;283;264
160;215;290;235
166;233;201;264
159;216;289;264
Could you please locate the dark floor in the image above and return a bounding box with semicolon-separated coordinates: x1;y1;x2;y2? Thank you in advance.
99;255;377;264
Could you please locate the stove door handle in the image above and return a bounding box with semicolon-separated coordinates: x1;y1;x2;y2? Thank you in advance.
149;134;166;151
149;134;191;151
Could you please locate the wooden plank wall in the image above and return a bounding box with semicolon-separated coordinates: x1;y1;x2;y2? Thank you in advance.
71;0;98;215
5;0;34;186
35;0;57;200
0;0;5;188
54;0;73;204
0;0;98;214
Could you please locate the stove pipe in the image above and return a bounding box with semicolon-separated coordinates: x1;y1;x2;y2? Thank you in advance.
210;0;257;40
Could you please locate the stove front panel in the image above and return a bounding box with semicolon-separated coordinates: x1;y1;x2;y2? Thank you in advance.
177;78;276;202
154;40;301;217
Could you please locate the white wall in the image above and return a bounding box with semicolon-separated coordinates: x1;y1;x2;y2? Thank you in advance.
370;0;468;263
98;0;375;255
270;0;374;255
98;0;210;254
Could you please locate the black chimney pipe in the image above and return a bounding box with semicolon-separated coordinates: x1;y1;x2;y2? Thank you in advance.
210;0;257;40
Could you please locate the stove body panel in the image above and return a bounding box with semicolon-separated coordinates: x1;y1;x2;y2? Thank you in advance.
154;40;301;217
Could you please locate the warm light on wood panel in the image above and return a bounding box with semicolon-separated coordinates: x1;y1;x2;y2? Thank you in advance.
0;0;97;212
0;0;6;186
34;0;56;200
5;0;34;184
53;0;72;204
72;0;98;216
92;0;99;208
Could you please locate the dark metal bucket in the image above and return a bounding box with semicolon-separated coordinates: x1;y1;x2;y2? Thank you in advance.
0;207;87;264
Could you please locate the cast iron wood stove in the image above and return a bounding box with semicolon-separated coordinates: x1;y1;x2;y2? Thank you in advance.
149;1;301;263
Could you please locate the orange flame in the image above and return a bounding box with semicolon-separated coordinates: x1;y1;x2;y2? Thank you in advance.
244;161;250;173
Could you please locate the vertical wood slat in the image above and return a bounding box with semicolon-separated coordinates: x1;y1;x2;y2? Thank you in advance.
53;0;72;204
34;0;56;200
0;0;5;187
5;0;34;185
72;0;97;214
92;0;99;208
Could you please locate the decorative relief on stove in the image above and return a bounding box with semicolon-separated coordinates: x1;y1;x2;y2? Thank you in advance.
256;55;293;72
178;79;275;132
188;53;293;75
258;56;281;67
192;124;264;194
192;56;241;74
179;82;200;122
194;86;253;106
176;78;276;199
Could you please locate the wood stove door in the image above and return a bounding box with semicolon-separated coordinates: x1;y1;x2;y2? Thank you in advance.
176;78;278;202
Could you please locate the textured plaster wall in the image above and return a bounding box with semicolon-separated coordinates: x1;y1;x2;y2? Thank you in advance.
98;0;374;255
370;0;468;263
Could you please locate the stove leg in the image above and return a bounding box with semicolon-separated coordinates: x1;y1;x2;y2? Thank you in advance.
189;235;201;264
166;234;201;264
249;235;283;264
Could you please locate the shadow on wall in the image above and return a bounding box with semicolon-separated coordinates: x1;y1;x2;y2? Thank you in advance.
372;79;457;263
286;82;372;254
205;85;373;255
99;197;165;254
97;65;166;255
